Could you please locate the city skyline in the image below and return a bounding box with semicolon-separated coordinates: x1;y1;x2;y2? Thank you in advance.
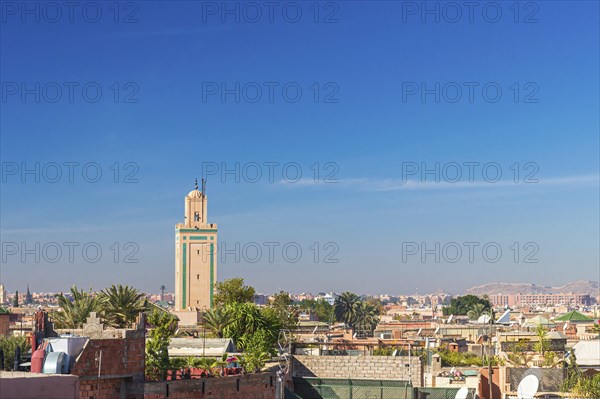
1;278;598;299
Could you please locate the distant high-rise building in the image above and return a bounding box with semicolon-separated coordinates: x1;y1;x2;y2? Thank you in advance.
175;179;218;311
0;284;6;305
488;293;592;307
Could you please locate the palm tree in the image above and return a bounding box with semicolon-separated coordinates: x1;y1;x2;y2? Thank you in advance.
334;292;359;328
53;286;100;329
223;302;268;341
240;351;271;373
203;307;235;338
194;357;218;377
534;323;549;356
353;302;379;336
160;285;166;301
467;303;487;320
98;284;148;328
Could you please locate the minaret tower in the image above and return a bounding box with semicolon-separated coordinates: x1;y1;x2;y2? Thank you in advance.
175;179;218;311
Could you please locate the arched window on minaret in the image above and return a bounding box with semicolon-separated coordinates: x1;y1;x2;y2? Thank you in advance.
194;212;200;221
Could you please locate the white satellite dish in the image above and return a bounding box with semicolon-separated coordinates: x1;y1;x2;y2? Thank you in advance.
454;387;469;399
392;349;397;357
434;326;440;334
417;328;422;336
477;314;491;324
448;314;454;323
517;375;539;399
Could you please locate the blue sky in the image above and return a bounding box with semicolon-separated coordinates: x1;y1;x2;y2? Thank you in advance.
1;1;598;296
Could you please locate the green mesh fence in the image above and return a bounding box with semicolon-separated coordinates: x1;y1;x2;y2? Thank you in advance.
292;378;476;399
293;377;414;399
286;387;304;399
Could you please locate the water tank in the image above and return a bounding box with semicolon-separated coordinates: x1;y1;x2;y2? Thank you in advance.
45;335;87;358
31;348;45;373
42;351;68;374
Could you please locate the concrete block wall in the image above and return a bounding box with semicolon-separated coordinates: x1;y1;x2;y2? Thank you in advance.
292;355;423;387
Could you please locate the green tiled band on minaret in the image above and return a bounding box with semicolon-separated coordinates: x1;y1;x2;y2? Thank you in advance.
210;243;214;307
182;243;187;309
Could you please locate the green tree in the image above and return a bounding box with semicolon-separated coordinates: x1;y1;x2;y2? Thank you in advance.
240;350;271;373
12;290;18;308
298;298;333;322
98;284;148;328
145;310;178;381
467;303;487;320
203;307;235;338
365;297;384;314
168;357;188;379
53;286;100;329
534;323;549;356
405;297;418;307
213;278;255;307
542;351;557;367
194;357;218;377
334;292;359;327
442;295;491;316
437;349;489;367
240;331;273;373
0;335;30;370
223;302;266;344
507;340;529;366
271;291;292;308
562;355;600;399
268;290;297;330
353;301;379;335
222;302;282;352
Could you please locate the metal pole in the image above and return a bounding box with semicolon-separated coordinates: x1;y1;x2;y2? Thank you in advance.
488;319;493;399
97;350;102;398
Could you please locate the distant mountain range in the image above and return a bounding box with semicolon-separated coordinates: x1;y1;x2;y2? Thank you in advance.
466;280;599;296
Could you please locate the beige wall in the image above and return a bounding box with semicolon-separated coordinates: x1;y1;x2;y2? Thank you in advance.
0;372;79;399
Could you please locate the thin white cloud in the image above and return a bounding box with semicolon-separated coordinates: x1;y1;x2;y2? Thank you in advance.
279;174;600;192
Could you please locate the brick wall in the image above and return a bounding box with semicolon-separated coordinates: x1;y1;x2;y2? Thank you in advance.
292;355;423;387
78;377;132;399
71;330;145;380
71;329;145;399
128;372;277;399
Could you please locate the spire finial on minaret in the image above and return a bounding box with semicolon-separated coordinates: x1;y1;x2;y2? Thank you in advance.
195;178;199;190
